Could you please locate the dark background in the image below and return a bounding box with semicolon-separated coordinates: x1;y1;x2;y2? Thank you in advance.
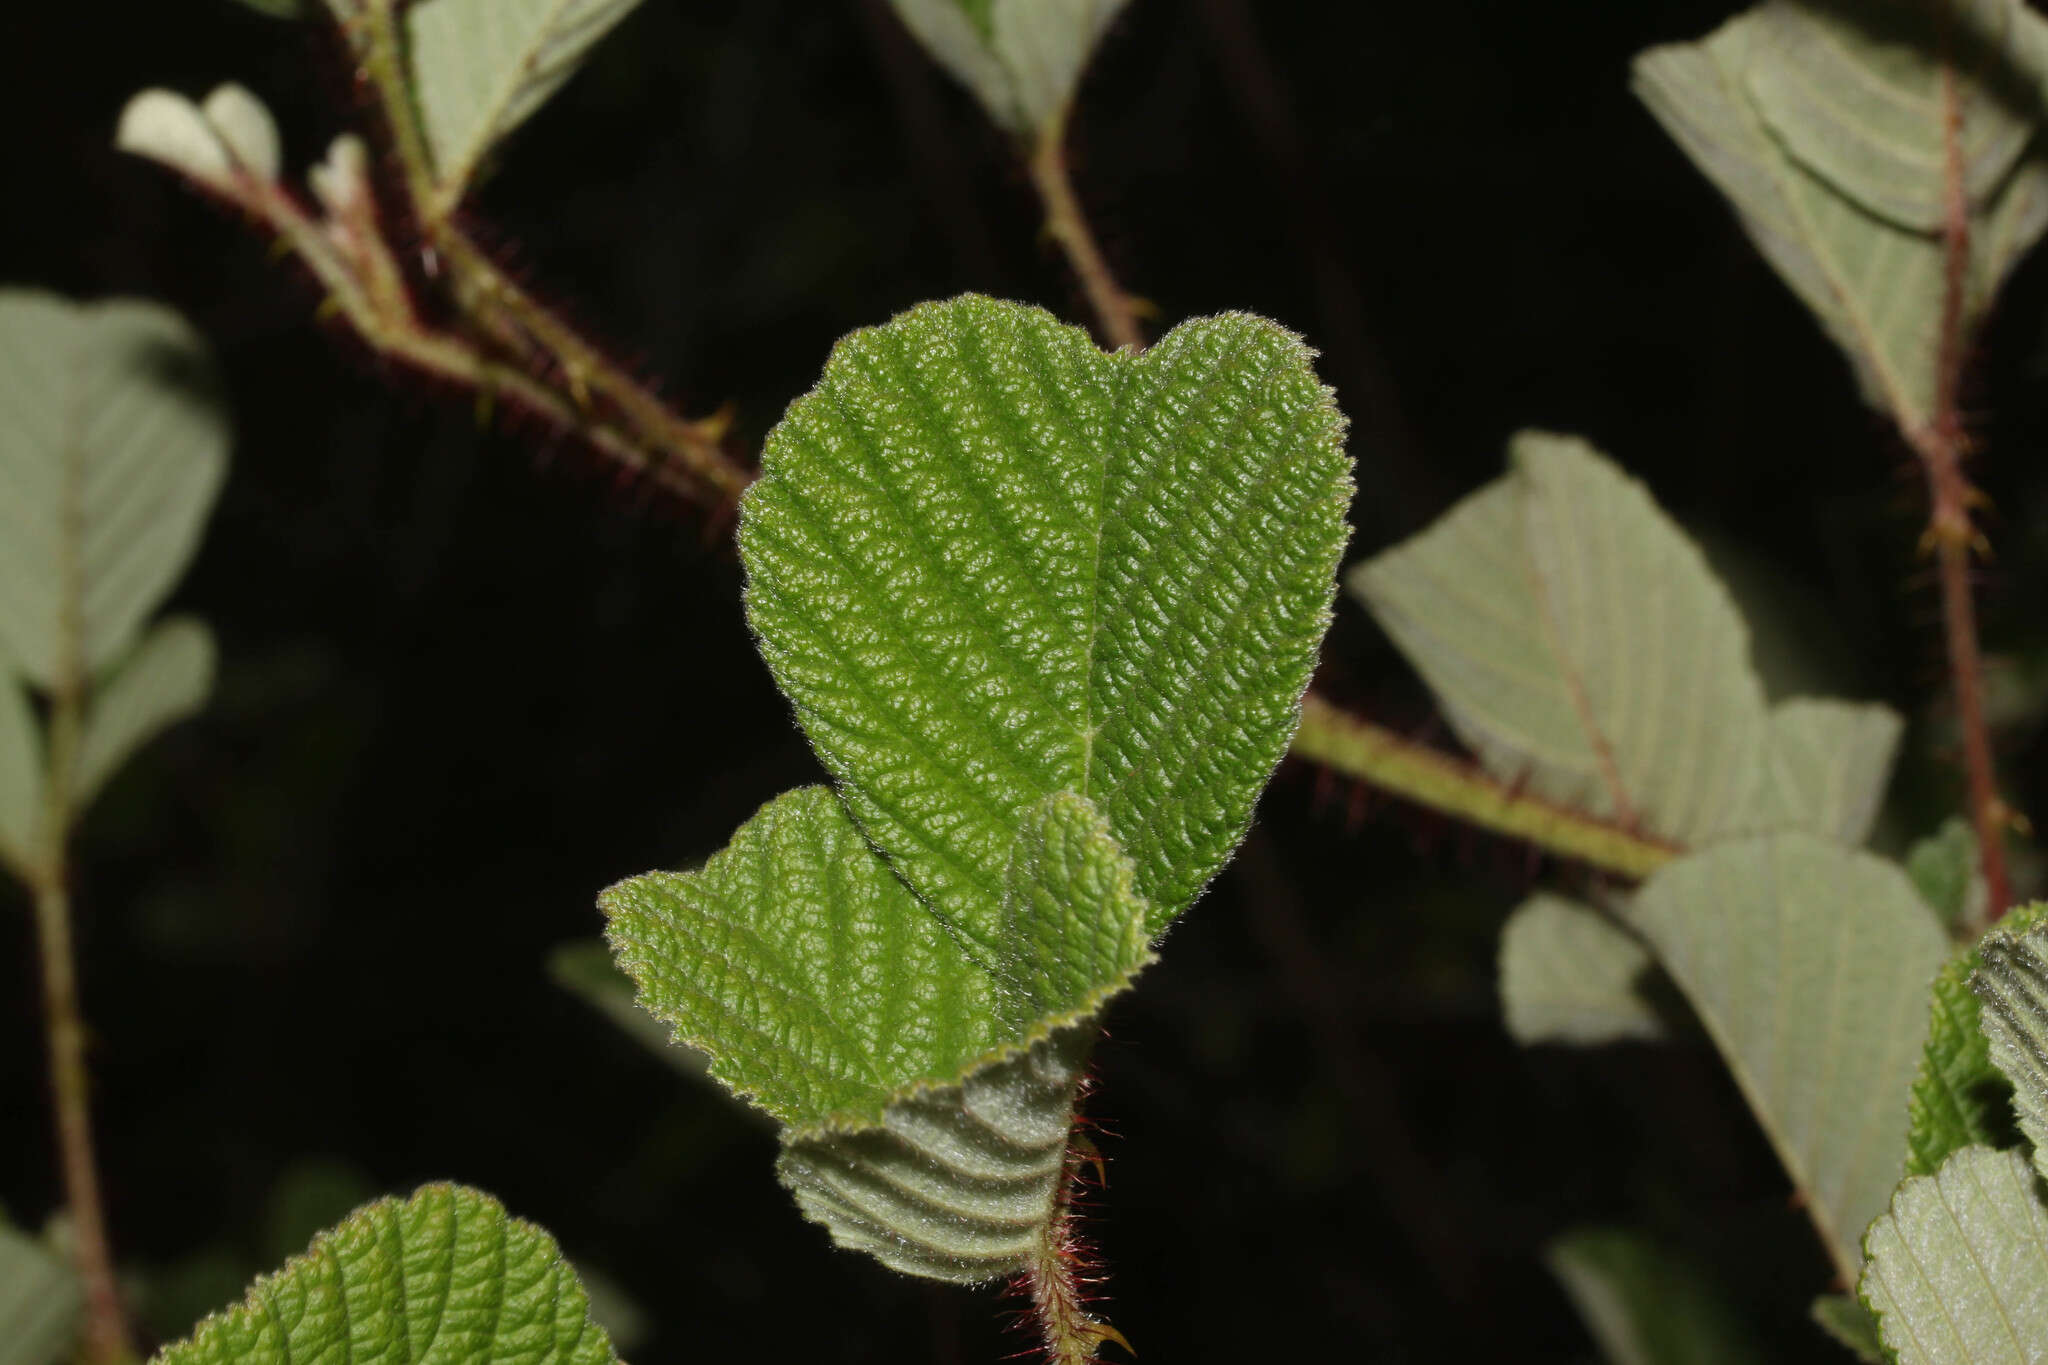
8;1;2048;1360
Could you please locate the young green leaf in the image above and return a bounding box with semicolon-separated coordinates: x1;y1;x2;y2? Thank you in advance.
1859;1145;2048;1365
1811;1295;1889;1365
153;1184;618;1365
0;673;40;878
1971;909;2048;1173
603;786;1154;1132
1633;3;2048;433
1628;832;1949;1279
0;292;227;690
1758;698;1900;847
740;295;1350;962
72;616;214;816
1498;893;1668;1047
1351;431;1768;846
1902;904;2048;1178
1543;1227;1766;1365
405;0;647;211
0;1223;81;1365
887;0;1131;135
1907;817;1984;928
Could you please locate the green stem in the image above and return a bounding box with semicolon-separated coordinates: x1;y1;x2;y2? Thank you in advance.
1289;694;1676;881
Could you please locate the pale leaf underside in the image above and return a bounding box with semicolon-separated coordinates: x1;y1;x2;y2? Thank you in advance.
1860;1145;2048;1365
0;1225;80;1365
1628;832;1949;1278
406;0;646;207
1633;1;2048;432
0;291;227;689
740;295;1351;961
779;1022;1091;1282
1759;698;1900;846
1543;1227;1765;1365
1351;431;1768;846
0;674;40;877
1498;893;1667;1047
72;615;214;815
885;0;1132;134
154;1184;617;1365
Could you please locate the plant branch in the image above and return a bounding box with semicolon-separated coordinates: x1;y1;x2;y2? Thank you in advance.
1918;13;2013;921
34;445;130;1361
1023;1138;1131;1365
1290;695;1677;880
1028;113;1146;353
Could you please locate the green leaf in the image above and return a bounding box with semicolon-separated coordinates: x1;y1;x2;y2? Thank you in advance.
779;1020;1092;1282
0;1224;81;1365
1498;893;1668;1046
1812;1294;1891;1364
0;291;227;689
1349;430;1767;846
154;1183;618;1365
1971;907;2048;1175
73;616;214;816
1543;1227;1766;1365
405;0;647;209
0;672;41;879
1859;1145;2048;1365
887;0;1132;134
1633;3;2048;433
1757;698;1901;846
1907;816;1984;928
1903;904;2048;1178
1628;832;1950;1278
739;295;1350;962
602;786;1153;1131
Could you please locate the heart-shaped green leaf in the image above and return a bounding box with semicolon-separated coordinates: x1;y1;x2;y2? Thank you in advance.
154;1184;617;1365
0;292;227;690
739;295;1351;966
1498;893;1668;1047
603;785;1154;1132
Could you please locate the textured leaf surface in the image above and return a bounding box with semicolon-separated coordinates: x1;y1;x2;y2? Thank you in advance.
0;673;40;878
779;1022;1091;1282
1859;1145;2048;1365
406;0;646;207
154;1183;616;1365
1904;905;2048;1178
1498;893;1667;1046
0;1224;80;1365
1908;817;1985;928
603;786;1153;1131
0;291;227;688
1544;1227;1766;1365
549;939;717;1080
1350;431;1766;846
1758;698;1901;845
887;0;1131;133
1629;832;1949;1277
73;616;213;815
1634;3;2048;431
740;295;1350;961
1972;910;2048;1174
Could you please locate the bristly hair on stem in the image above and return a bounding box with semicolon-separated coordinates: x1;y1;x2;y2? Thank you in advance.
1920;1;2014;922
